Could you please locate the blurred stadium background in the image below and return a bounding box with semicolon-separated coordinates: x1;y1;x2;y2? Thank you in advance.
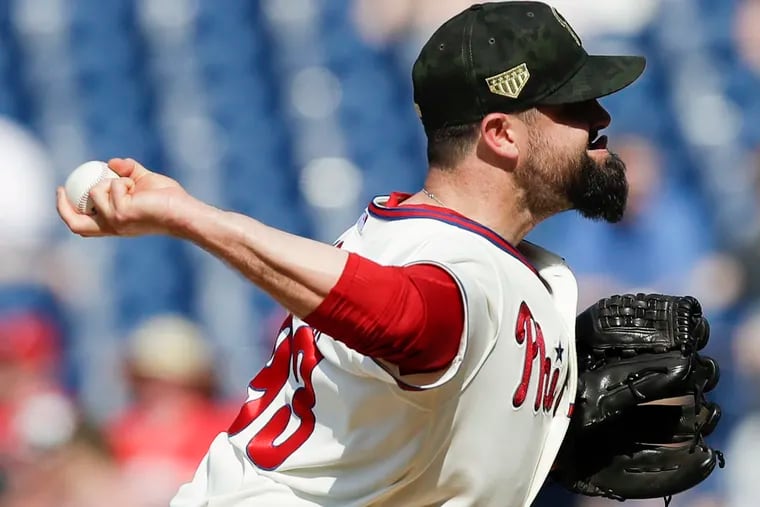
1;0;759;505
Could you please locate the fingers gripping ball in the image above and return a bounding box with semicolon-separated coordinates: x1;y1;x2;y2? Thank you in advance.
64;161;119;215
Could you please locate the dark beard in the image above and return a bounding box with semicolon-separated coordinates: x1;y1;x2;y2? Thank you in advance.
567;151;628;223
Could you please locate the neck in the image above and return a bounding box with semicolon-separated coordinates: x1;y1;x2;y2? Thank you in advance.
406;164;541;246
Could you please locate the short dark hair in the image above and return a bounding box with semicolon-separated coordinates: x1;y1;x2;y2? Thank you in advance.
425;122;480;169
424;109;539;168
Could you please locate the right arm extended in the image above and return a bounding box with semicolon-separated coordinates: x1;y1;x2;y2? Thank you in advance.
56;158;464;373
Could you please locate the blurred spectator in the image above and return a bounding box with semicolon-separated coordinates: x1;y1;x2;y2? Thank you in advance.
728;147;760;303
534;0;662;39
725;409;760;507
351;0;662;74
734;0;760;75
0;116;58;285
351;0;661;47
0;286;128;506
724;307;760;507
351;0;477;47
0;286;70;465
106;315;238;507
0;399;135;507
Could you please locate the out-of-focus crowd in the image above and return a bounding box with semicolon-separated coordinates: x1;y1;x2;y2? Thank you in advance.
2;0;760;505
0;303;237;506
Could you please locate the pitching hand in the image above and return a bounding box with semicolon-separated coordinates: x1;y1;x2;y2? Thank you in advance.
57;158;194;237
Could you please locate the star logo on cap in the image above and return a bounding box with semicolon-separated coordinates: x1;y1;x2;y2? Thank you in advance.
554;343;564;363
486;63;530;98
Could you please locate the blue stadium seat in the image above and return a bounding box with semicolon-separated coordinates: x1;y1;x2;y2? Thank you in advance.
359;153;424;201
69;0;132;24
697;0;737;51
196;0;253;22
204;74;276;118
0;84;20;118
112;237;197;332
195;26;263;65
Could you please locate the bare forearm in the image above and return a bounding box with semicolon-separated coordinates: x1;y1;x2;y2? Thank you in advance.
172;198;349;318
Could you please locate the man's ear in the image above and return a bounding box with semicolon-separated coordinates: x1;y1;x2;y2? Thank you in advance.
479;112;521;163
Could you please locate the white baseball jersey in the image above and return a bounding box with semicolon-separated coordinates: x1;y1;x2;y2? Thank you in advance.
171;196;579;507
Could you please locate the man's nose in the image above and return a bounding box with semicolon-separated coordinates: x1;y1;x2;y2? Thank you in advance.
590;100;611;130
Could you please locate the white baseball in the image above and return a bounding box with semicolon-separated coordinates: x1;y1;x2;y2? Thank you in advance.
64;160;120;215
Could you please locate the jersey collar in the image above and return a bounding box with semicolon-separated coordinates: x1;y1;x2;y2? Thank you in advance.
367;194;539;276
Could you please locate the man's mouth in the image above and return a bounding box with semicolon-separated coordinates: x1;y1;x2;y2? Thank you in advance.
588;133;608;150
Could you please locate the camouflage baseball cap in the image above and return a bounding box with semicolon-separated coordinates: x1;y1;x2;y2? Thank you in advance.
412;1;646;130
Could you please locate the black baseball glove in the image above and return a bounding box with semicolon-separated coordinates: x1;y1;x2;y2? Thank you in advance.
552;294;724;503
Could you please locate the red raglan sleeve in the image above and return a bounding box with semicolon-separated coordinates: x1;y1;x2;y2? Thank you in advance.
303;252;464;375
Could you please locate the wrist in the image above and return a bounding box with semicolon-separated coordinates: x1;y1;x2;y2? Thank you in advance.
167;195;224;240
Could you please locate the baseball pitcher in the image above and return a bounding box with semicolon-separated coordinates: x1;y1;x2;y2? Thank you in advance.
57;2;722;506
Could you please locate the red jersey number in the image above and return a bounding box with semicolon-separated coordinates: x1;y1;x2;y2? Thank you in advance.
228;316;323;470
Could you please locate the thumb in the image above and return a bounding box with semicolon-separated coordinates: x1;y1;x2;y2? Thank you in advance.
108;158;152;181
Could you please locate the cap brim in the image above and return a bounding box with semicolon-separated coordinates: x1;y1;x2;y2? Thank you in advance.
538;55;646;105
